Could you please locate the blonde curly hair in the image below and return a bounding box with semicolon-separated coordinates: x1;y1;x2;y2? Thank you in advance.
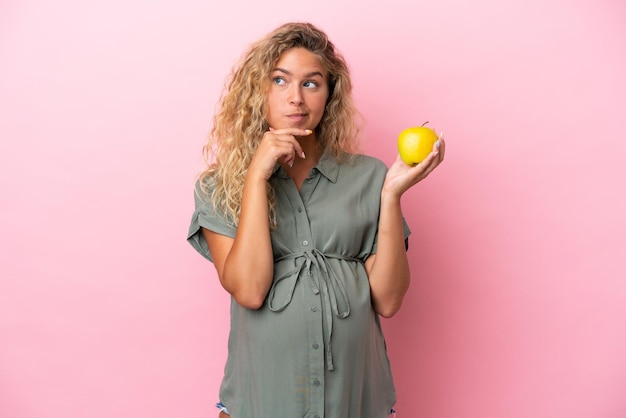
199;22;361;226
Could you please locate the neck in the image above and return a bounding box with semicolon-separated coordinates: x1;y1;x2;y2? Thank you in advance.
283;134;323;189
298;133;323;163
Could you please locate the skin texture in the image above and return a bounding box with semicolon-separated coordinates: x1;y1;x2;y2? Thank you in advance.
203;48;330;310
202;46;446;315
266;48;329;134
207;44;446;418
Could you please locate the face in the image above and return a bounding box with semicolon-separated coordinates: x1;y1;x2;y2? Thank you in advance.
265;47;329;131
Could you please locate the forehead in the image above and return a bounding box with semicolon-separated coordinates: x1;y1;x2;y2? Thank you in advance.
273;47;327;77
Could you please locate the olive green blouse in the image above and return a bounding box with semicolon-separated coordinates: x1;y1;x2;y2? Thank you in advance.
187;151;411;418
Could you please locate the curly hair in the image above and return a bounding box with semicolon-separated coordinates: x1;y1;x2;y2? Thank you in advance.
198;22;361;227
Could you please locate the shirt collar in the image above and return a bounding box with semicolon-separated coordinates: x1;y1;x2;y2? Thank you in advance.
272;148;340;183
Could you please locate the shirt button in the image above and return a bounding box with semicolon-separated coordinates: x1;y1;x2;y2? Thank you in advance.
297;207;302;212
311;306;318;312
313;379;321;386
306;179;313;183
302;240;309;246
314;415;320;418
312;343;319;350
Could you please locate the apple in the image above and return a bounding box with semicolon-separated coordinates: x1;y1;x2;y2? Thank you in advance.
397;122;439;166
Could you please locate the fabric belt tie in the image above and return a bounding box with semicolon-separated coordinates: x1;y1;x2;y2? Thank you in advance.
268;249;361;371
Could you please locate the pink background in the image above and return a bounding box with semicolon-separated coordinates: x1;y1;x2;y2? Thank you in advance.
1;0;625;417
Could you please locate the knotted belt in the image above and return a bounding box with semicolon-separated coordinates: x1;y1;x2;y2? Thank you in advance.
267;249;362;371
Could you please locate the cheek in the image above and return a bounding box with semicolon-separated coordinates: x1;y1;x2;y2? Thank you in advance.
265;96;280;119
316;100;328;121
312;93;329;113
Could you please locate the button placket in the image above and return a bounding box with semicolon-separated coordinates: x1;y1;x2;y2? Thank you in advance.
307;297;324;418
278;168;326;417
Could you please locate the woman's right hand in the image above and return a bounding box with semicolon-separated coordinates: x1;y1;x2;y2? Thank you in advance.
204;127;311;309
248;127;311;180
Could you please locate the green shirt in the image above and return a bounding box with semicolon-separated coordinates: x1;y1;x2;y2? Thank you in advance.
188;151;411;418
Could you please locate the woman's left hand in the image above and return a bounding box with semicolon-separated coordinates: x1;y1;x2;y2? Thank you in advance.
383;135;446;197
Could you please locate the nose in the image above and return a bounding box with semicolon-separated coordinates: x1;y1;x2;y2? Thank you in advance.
288;85;303;105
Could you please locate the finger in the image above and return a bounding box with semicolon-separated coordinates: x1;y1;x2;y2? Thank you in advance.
283;149;296;168
271;128;312;137
273;133;307;160
436;132;446;162
420;151;442;177
435;140;445;163
409;149;440;177
259;132;297;166
432;132;443;153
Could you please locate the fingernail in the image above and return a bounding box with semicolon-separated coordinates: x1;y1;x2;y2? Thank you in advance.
436;140;441;149
301;152;306;159
305;129;313;134
289;161;294;168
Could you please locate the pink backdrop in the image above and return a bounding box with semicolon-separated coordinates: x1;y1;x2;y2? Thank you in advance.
1;0;625;417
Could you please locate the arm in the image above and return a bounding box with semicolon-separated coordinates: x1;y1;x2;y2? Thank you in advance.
203;128;310;309
202;172;273;309
366;136;446;317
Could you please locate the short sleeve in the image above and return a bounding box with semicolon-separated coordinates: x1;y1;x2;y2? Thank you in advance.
186;178;237;262
370;217;412;254
365;156;412;254
402;218;412;250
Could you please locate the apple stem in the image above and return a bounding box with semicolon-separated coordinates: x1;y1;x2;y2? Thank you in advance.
421;121;429;127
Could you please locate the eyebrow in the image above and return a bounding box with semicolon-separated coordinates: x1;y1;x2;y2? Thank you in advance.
273;67;325;79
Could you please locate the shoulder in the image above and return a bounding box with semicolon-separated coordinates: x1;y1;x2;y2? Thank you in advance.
342;153;389;174
193;172;217;203
330;153;388;188
353;153;387;168
192;172;237;227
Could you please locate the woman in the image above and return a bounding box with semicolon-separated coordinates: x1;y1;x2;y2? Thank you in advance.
188;22;445;418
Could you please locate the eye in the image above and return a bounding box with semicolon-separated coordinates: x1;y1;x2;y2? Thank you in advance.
273;76;286;85
303;80;319;88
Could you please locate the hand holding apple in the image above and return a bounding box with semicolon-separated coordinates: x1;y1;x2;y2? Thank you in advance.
382;122;445;197
397;122;441;166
